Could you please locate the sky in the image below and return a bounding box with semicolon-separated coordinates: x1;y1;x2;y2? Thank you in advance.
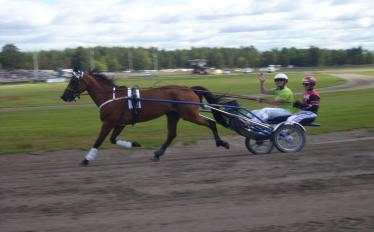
0;0;373;52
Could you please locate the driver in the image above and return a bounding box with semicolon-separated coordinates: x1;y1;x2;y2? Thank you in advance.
251;73;294;122
286;76;320;124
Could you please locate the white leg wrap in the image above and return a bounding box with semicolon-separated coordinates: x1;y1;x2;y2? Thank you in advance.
85;148;98;161
116;140;132;149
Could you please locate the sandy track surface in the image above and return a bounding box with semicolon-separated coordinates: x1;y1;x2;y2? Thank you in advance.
1;73;374;231
1;130;374;232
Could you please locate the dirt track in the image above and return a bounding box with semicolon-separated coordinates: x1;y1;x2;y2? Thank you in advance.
1;130;374;232
1;73;374;231
320;73;374;92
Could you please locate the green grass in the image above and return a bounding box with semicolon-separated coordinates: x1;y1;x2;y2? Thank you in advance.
0;72;343;108
116;72;343;94
0;83;92;108
0;107;230;154
312;89;374;133
0;71;373;154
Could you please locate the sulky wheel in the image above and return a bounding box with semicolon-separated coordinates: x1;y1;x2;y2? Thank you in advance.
245;137;274;155
272;124;305;153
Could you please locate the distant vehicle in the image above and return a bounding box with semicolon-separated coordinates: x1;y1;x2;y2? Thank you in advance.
57;68;73;77
266;65;281;73
189;59;209;75
47;78;67;83
267;66;276;73
243;68;254;74
213;69;223;75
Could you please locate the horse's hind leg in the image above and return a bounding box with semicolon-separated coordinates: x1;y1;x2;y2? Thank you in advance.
184;113;230;149
153;111;180;161
110;125;141;148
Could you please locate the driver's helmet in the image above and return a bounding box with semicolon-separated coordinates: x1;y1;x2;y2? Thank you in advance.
274;73;288;81
302;76;317;87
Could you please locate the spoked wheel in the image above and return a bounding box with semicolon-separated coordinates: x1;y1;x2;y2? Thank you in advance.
273;124;305;153
245;137;274;154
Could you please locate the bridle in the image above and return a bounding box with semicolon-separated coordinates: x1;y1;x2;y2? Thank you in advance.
65;70;88;100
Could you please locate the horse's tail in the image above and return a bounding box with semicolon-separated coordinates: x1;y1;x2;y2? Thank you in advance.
191;86;229;128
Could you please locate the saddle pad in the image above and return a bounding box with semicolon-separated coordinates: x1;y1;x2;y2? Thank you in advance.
127;88;142;109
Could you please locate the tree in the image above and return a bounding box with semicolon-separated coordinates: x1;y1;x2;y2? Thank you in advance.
221;48;236;67
132;48;152;70
245;46;261;67
158;50;175;69
260;50;277;66
209;49;225;68
0;44;22;70
70;47;91;71
363;50;374;64
308;46;320;66
236;56;247;68
346;47;364;65
94;60;108;72
278;48;290;66
174;49;189;68
106;57;121;72
1;44;373;70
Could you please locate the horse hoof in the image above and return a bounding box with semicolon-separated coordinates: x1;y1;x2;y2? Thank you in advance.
216;140;230;149
80;159;89;166
154;149;165;157
132;141;141;147
151;156;160;162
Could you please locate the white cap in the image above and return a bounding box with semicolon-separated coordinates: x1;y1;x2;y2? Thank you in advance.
274;73;288;80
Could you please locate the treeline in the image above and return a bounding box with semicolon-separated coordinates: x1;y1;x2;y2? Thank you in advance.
1;44;374;71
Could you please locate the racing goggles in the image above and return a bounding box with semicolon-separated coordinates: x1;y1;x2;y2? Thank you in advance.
303;82;312;86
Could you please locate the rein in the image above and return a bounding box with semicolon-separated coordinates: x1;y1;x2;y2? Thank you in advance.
84;86;259;103
98;94;247;110
141;87;259;101
72;72;258;109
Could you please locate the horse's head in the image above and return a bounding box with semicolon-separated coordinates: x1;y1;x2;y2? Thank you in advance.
60;68;88;102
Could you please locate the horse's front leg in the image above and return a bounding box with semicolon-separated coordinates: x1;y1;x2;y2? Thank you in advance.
80;122;113;166
110;125;141;148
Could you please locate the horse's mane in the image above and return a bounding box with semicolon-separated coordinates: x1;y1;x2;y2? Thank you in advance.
89;71;117;87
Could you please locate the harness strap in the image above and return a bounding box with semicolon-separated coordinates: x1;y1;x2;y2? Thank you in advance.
127;88;141;109
129;88;141;125
98;87;124;109
98;88;142;126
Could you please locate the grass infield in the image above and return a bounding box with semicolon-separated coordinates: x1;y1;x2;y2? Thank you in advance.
0;71;373;154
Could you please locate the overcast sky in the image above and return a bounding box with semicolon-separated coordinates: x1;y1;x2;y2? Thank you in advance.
0;0;373;52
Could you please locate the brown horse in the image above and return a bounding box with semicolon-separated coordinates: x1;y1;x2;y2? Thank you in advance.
61;69;229;166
